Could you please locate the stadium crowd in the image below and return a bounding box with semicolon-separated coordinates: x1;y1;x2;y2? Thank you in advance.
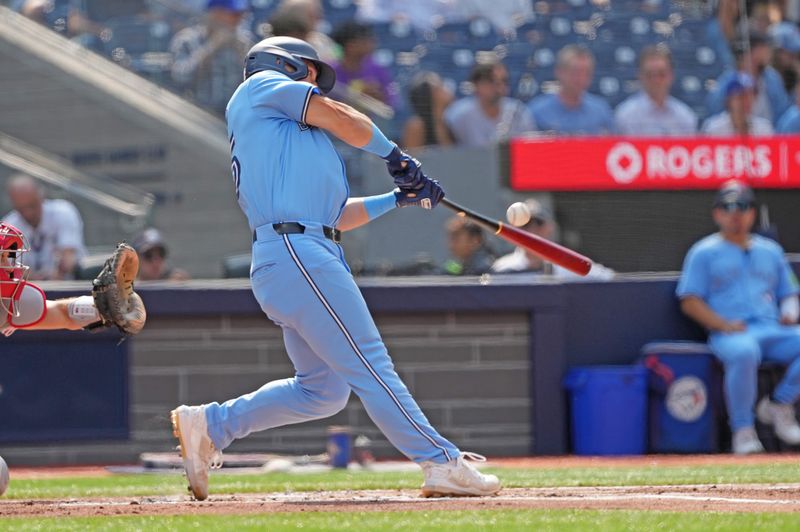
8;0;800;140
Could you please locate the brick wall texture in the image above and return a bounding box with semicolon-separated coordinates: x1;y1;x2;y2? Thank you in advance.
129;311;532;461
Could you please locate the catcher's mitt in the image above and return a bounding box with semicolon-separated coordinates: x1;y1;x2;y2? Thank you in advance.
87;242;146;336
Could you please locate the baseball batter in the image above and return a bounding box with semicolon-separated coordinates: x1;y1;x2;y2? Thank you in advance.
0;222;145;337
171;36;501;500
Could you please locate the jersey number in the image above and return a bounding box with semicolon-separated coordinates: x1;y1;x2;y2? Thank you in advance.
229;134;241;198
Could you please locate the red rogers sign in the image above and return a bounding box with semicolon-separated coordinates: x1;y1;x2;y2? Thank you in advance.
509;136;800;191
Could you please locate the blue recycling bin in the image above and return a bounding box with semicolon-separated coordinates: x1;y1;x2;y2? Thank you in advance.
563;365;648;456
641;341;721;453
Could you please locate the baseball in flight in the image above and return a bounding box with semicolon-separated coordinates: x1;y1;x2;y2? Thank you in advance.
506;202;531;227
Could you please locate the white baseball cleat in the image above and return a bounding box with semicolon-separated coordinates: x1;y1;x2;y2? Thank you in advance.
420;452;501;497
171;404;222;501
731;426;765;455
756;397;800;445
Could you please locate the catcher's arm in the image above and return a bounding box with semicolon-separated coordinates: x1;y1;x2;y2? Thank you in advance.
2;243;146;337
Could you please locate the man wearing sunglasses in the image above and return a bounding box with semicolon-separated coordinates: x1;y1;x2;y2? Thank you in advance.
677;180;800;454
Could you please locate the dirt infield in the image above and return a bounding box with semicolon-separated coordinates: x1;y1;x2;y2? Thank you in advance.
2;484;800;516
2;455;800;517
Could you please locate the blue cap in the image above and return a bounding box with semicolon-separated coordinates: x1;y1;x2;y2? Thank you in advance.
723;72;755;99
207;0;248;12
714;180;755;207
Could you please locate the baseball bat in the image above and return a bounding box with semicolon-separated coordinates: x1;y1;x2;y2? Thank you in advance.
440;197;593;276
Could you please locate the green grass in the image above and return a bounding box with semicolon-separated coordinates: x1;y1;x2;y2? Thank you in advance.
4;461;800;500
3;510;800;531
3;463;800;530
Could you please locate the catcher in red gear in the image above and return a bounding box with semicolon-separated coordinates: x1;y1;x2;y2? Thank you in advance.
1;222;146;337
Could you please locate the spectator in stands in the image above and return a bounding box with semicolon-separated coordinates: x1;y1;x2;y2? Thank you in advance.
614;45;698;136
528;44;615;136
354;0;463;32
677;180;800;455
2;174;86;280
443;60;535;147
706;32;791;127
170;0;253;116
132;227;190;281
401;71;455;149
21;0;149;48
270;0;338;65
331;21;397;109
770;21;800;93
750;1;784;35
491;198;614;280
458;0;535;35
442;216;495;276
702;72;775;136
706;0;740;70
354;0;533;34
776;82;800;132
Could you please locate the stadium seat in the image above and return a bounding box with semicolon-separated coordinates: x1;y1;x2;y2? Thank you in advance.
372;20;420;50
323;0;357;28
222;253;252;278
250;0;281;38
102;16;173;83
41;0;71;34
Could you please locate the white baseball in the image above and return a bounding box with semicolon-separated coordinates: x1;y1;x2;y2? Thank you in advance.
0;455;9;496
506;202;531;227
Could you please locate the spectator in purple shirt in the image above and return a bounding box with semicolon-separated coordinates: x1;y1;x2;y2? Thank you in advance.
330;21;398;110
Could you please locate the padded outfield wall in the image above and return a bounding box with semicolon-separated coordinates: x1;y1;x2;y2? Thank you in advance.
0;275;711;465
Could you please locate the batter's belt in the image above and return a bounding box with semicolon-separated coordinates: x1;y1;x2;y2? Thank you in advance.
253;222;342;244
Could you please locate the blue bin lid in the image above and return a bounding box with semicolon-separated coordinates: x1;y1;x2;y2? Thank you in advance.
563;365;647;390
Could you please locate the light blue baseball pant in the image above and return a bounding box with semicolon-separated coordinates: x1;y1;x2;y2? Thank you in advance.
204;223;459;464
708;321;800;431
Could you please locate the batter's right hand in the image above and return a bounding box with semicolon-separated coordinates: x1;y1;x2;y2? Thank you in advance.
383;146;426;190
394;179;445;210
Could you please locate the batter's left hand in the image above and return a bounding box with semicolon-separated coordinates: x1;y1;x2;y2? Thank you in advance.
394;179;445;210
383;146;426;190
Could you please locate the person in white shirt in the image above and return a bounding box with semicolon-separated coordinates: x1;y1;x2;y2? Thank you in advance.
702;73;775;136
3;175;86;280
444;60;535;148
614;45;698;137
491;198;614;280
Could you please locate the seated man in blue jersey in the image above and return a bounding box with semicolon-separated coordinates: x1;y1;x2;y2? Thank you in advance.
677;180;800;455
527;44;615;136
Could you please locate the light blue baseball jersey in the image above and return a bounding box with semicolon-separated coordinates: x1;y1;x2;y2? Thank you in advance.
225;70;349;230
677;234;800;323
207;67;462;465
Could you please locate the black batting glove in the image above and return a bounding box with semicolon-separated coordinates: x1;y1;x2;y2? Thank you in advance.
393;179;445;210
383;146;426;190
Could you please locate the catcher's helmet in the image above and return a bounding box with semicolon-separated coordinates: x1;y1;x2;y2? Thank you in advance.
243;36;336;94
0;222;29;313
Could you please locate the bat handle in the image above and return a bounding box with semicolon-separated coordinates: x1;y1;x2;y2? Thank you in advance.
440;197;462;212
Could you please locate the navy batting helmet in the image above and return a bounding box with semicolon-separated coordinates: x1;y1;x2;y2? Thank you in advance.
243;36;336;94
